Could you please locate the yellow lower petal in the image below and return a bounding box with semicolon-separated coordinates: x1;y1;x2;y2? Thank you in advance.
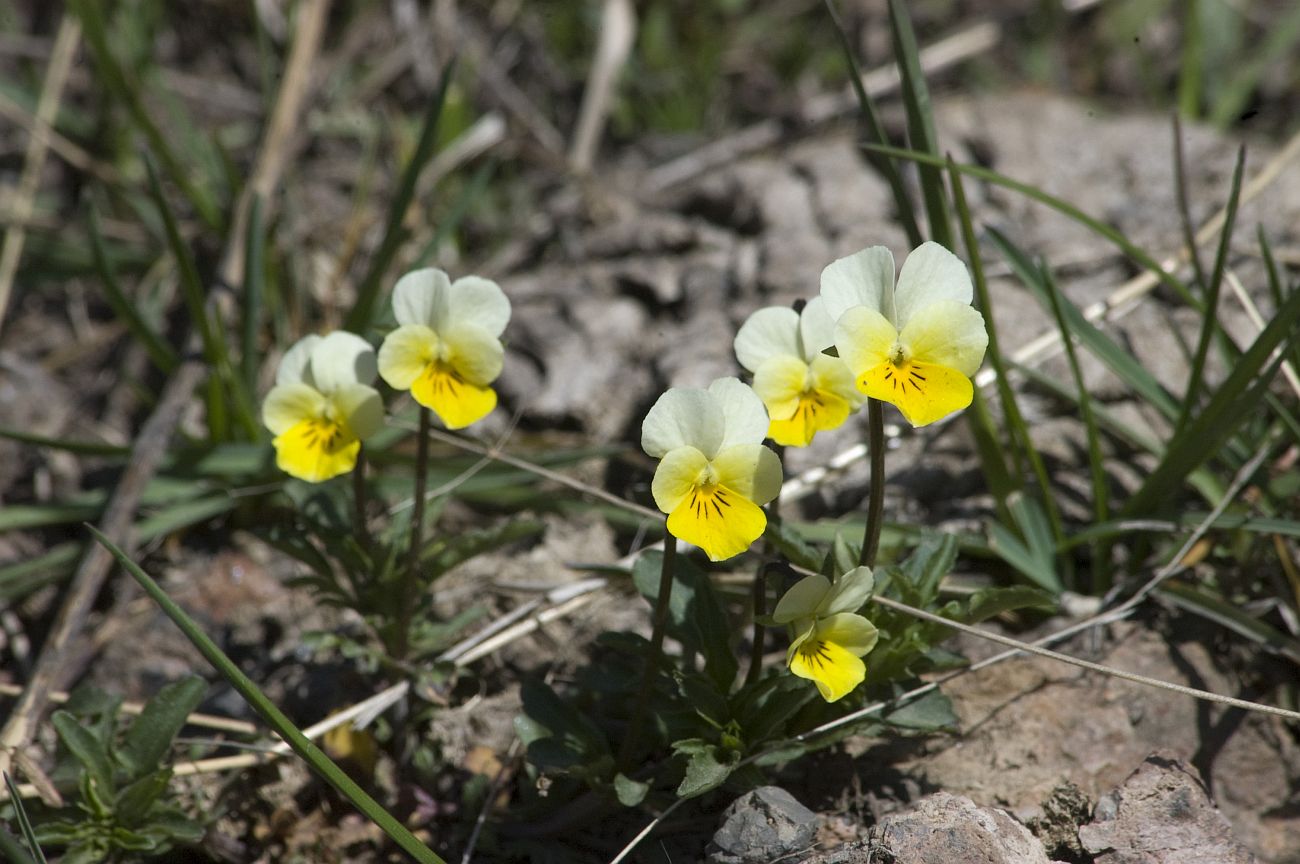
273;417;360;483
411;361;497;429
666;484;766;562
767;388;851;447
857;359;972;427
788;637;866;702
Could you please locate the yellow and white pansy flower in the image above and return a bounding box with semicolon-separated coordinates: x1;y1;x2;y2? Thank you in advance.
772;566;878;702
377;268;511;430
262;332;384;483
641;377;784;562
734;297;863;447
821;242;988;427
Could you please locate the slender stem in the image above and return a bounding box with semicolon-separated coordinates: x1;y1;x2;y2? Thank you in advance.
858;400;886;568
351;448;370;552
618;534;676;769
745;489;781;689
395;407;431;661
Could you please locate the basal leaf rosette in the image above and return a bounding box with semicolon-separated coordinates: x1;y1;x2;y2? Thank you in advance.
734;297;863;447
641;378;783;562
772;566;878;702
261;332;384;483
378;268;512;430
821;242;988;427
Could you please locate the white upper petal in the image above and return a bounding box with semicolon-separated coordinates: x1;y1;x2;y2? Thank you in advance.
448;275;511;338
734;306;800;372
820;246;897;325
276;334;322;387
392;268;452;328
709;377;770;451
641;388;723;459
798;296;837;362
894;241;973;327
772;573;831;624
819;566;875;615
310;331;377;392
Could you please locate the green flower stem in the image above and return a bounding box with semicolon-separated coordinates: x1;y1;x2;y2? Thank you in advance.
352;448;370;553
87;526;447;864
745;488;781;689
395;407;431;661
859;400;886;568
618;534;677;769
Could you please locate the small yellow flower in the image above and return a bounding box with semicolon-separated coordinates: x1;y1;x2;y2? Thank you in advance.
377;268;511;430
642;378;783;562
821;242;988;427
262;332;384;483
734;297;863;447
772;566;878;702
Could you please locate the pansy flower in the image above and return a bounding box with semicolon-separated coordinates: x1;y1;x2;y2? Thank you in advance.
821;242;988;427
772;566;878;702
641;378;783;561
734;297;863;447
378;268;511;429
261;332;384;483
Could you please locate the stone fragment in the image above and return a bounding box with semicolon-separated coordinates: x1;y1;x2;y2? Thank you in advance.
867;792;1052;864
1078;751;1257;864
707;786;817;864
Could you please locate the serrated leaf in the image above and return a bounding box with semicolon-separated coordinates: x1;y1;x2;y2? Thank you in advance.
114;770;173;825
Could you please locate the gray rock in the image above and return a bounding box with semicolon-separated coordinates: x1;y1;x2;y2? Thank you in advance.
707;786;817;864
1078;751;1258;864
866;792;1052;864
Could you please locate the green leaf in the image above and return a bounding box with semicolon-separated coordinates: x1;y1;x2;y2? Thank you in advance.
1123;281;1300;517
88;528;448;864
672;740;738;799
883;688;958;731
732;675;816;744
51;711;114;795
887;0;950;246
116;677;206;778
988;493;1062;594
88;201;177;375
763;520;823;573
613;773;650;808
113;769;172;826
893;534;958;604
632;552;738;691
962;585;1057;624
423;520;545;579
1159;581;1300;665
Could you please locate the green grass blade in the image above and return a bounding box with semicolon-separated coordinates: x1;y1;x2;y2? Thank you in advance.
1122;283;1300;517
949;159;1027;487
242;194;267;403
863;143;1198;307
345;60;456;332
987;225;1182;421
88;202;178;374
1160;580;1300;665
144;156;259;442
0;425;129;457
2;773;45;864
1209;2;1300;127
411;160;496;269
1041;263;1111;591
1177;145;1245;434
1176;0;1203;119
89;527;448;864
821;0;922;247
68;0;220;230
1172;115;1209;296
887;0;951;247
0;545;80;602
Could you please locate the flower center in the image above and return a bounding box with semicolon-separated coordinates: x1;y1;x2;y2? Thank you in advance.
888;341;909;367
796;639;834;669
